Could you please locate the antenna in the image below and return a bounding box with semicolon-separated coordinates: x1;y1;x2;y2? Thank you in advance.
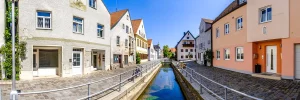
116;0;118;11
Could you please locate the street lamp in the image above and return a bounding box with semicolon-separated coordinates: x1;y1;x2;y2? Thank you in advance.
9;0;18;99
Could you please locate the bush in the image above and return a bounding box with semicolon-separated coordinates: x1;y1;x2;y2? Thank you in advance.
136;52;141;64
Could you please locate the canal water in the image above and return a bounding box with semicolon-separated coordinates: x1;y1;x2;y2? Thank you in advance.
138;63;185;100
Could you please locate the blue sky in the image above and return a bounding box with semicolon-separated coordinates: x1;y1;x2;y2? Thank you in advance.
102;0;233;48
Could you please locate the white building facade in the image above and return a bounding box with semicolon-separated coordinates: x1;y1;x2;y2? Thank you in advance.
18;0;111;80
196;18;213;65
147;39;156;61
110;9;135;69
132;19;148;63
176;31;196;61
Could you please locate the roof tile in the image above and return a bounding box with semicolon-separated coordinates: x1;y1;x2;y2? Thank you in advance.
110;9;128;28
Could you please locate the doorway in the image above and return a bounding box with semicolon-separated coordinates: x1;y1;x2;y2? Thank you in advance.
72;49;83;75
266;46;277;73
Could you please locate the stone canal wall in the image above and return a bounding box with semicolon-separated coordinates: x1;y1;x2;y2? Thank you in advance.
170;63;204;100
98;63;162;100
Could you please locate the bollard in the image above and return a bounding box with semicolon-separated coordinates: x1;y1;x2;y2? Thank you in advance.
133;70;135;83
225;88;227;100
199;84;203;94
87;83;91;100
119;74;122;92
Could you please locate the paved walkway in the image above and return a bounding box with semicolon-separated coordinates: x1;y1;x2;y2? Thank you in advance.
1;61;159;100
186;61;300;100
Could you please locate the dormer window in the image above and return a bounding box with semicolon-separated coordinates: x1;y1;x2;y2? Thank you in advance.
239;0;246;4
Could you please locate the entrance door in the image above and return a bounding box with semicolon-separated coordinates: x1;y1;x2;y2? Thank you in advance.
295;45;300;79
93;54;97;68
266;46;277;73
33;51;38;76
124;55;128;65
72;49;82;75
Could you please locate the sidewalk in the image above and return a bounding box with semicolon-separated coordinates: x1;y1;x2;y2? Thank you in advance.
0;61;157;100
187;61;300;100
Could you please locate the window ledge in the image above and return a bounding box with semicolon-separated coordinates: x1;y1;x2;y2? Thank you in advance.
97;36;104;39
36;28;52;30
236;59;244;62
225;59;230;60
217;58;220;60
73;32;84;35
260;20;272;24
117;44;120;46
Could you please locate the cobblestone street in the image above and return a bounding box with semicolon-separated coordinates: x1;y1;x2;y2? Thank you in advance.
0;61;158;100
185;61;300;100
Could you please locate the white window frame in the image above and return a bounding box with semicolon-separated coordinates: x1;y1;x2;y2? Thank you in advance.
236;47;244;61
236;17;243;30
73;17;84;34
225;23;229;34
36;11;52;29
260;7;272;23
216;28;219;38
89;0;97;9
216;50;220;60
97;24;104;38
224;49;230;60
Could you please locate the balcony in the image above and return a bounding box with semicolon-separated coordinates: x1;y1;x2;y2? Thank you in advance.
182;44;194;47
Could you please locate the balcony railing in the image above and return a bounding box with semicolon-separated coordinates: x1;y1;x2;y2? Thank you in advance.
183;44;194;47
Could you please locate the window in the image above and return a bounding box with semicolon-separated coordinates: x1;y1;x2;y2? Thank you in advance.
185;49;188;52
127;15;129;20
89;0;97;9
216;50;220;60
137;39;140;47
185;55;188;58
216;28;219;38
37;11;51;29
113;54;120;63
139;30;141;34
73;17;84;34
236;17;243;30
239;0;246;4
187;37;190;39
123;24;125;29
116;36;120;46
184;42;187;44
224;49;230;60
125;39;128;47
181;56;183;58
126;26;129;33
190;49;193;52
181;49;183;52
224;24;229;34
260;7;272;23
130;28;132;33
236;47;244;61
39;50;58;67
208;40;211;44
97;24;104;38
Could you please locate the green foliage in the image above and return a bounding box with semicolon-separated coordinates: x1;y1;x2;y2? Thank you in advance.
136;52;141;64
204;49;213;63
0;1;26;80
163;45;172;58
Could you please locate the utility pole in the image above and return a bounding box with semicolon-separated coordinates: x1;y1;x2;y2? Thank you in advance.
115;0;118;11
10;0;18;99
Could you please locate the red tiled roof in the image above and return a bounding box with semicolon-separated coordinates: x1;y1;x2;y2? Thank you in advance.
110;9;128;29
131;19;142;34
170;48;176;53
147;39;152;48
213;0;247;23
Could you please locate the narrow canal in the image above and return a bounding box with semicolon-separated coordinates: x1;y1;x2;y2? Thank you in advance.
138;63;185;100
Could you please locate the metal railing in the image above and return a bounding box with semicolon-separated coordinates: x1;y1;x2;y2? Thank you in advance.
13;60;162;100
172;61;263;100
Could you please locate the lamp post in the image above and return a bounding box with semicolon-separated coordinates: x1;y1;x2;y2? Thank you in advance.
9;0;17;99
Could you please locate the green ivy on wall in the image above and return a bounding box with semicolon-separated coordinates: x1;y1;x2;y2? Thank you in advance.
0;1;27;80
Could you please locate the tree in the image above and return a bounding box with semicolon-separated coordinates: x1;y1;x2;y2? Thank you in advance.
204;49;213;66
163;45;172;58
136;52;141;64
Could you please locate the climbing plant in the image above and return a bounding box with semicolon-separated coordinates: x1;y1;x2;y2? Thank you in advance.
0;1;26;80
136;52;141;64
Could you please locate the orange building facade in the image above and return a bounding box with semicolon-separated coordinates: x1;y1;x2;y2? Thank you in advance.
212;0;299;79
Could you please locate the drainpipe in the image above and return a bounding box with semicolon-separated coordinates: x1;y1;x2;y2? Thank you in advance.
110;30;112;70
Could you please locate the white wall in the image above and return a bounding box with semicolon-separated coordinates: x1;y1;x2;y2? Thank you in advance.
135;20;148;54
177;32;196;61
0;0;5;46
148;42;156;61
111;11;135;65
196;20;212;64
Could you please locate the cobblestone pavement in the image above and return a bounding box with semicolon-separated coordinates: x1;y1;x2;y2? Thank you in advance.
184;61;300;100
0;61;160;100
